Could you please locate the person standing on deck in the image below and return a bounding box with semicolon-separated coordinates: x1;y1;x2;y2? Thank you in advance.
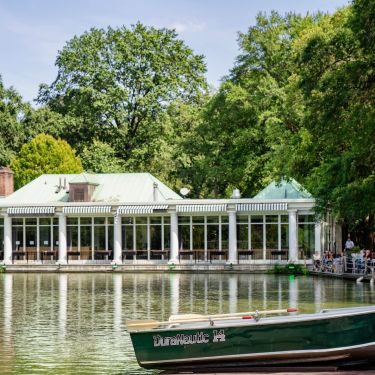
345;235;354;251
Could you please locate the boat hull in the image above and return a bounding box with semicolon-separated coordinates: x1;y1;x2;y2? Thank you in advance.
129;308;375;370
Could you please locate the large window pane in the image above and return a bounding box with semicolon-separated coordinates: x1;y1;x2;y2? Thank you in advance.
266;224;278;249
164;224;170;250
299;224;315;259
178;225;190;250
136;225;147;250
237;224;248;249
251;224;263;249
207;225;219;249
221;224;229;250
281;223;289;249
122;225;134;250
94;226;105;250
150;225;162;250
192;225;204;250
39;225;51;249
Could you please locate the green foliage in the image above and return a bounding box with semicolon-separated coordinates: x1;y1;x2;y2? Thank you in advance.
11;134;83;188
37;23;207;174
79;140;124;173
0;76;30;165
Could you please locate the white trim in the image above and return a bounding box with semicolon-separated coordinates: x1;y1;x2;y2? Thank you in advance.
117;205;168;215
7;206;55;215
140;342;375;366
62;206;111;214
176;204;227;213
236;203;288;212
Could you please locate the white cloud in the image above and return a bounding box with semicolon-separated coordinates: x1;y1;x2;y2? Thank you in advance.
169;20;206;33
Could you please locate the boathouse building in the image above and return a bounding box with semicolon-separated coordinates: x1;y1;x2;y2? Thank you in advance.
0;170;331;266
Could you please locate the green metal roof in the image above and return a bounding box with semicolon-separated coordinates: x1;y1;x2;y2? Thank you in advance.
3;173;182;204
253;179;312;199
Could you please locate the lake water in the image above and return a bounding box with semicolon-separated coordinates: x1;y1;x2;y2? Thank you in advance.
0;272;374;374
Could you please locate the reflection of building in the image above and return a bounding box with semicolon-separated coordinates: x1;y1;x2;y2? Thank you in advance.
0;170;330;265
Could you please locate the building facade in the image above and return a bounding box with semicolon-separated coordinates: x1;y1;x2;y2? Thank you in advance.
0;172;323;265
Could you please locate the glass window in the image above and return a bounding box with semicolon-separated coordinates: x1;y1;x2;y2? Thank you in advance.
221;216;229;224
122;225;134;250
207;216;219;224
67;217;78;225
237;215;248;224
67;226;78;251
192;224;204;249
251;224;263;249
192;216;204;224
281;223;289;249
12;218;23;226
136;225;147;250
178;224;190;250
207;225;219;249
164;224;170;250
108;225;113;251
150;216;162;224
40;225;51;248
25;218;37;226
280;215;289;223
221;224;229;250
107;217;114;225
123;217;133;225
80;217;91;225
0;218;3;252
12;226;23;250
237;224;248;249
178;216;190;224
251;215;263;224
94;226;105;250
94;217;105;225
298;224;315;259
164;216;170;225
150;225;162;250
265;224;278;249
266;215;278;223
39;218;51;226
136;217;147;225
298;214;315;223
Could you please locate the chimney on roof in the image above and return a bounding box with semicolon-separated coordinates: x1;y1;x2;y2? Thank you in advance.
0;166;14;197
153;182;159;202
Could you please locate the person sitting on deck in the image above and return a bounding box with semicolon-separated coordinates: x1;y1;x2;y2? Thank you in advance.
312;252;321;271
322;250;333;272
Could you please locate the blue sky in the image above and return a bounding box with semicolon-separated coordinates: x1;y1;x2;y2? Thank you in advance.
0;0;350;103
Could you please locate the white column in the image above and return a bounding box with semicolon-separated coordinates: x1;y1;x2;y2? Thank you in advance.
289;277;298;309
228;275;238;314
4;274;13;340
314;222;321;256
3;215;12;265
113;274;122;332
58;213;67;264
113;216;122;264
169;209;178;263
288;210;298;262
58;273;67;339
228;210;237;264
170;273;180;315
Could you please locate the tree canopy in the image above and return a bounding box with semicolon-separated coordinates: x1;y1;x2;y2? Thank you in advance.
10;134;83;188
37;23;207;171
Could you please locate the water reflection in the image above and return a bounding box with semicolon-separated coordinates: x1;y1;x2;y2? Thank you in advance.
0;272;374;374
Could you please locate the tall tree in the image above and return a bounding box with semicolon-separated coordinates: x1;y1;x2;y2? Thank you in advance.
37;23;207;170
0;76;30;165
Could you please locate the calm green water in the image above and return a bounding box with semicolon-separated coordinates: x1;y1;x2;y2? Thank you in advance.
0;272;374;374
